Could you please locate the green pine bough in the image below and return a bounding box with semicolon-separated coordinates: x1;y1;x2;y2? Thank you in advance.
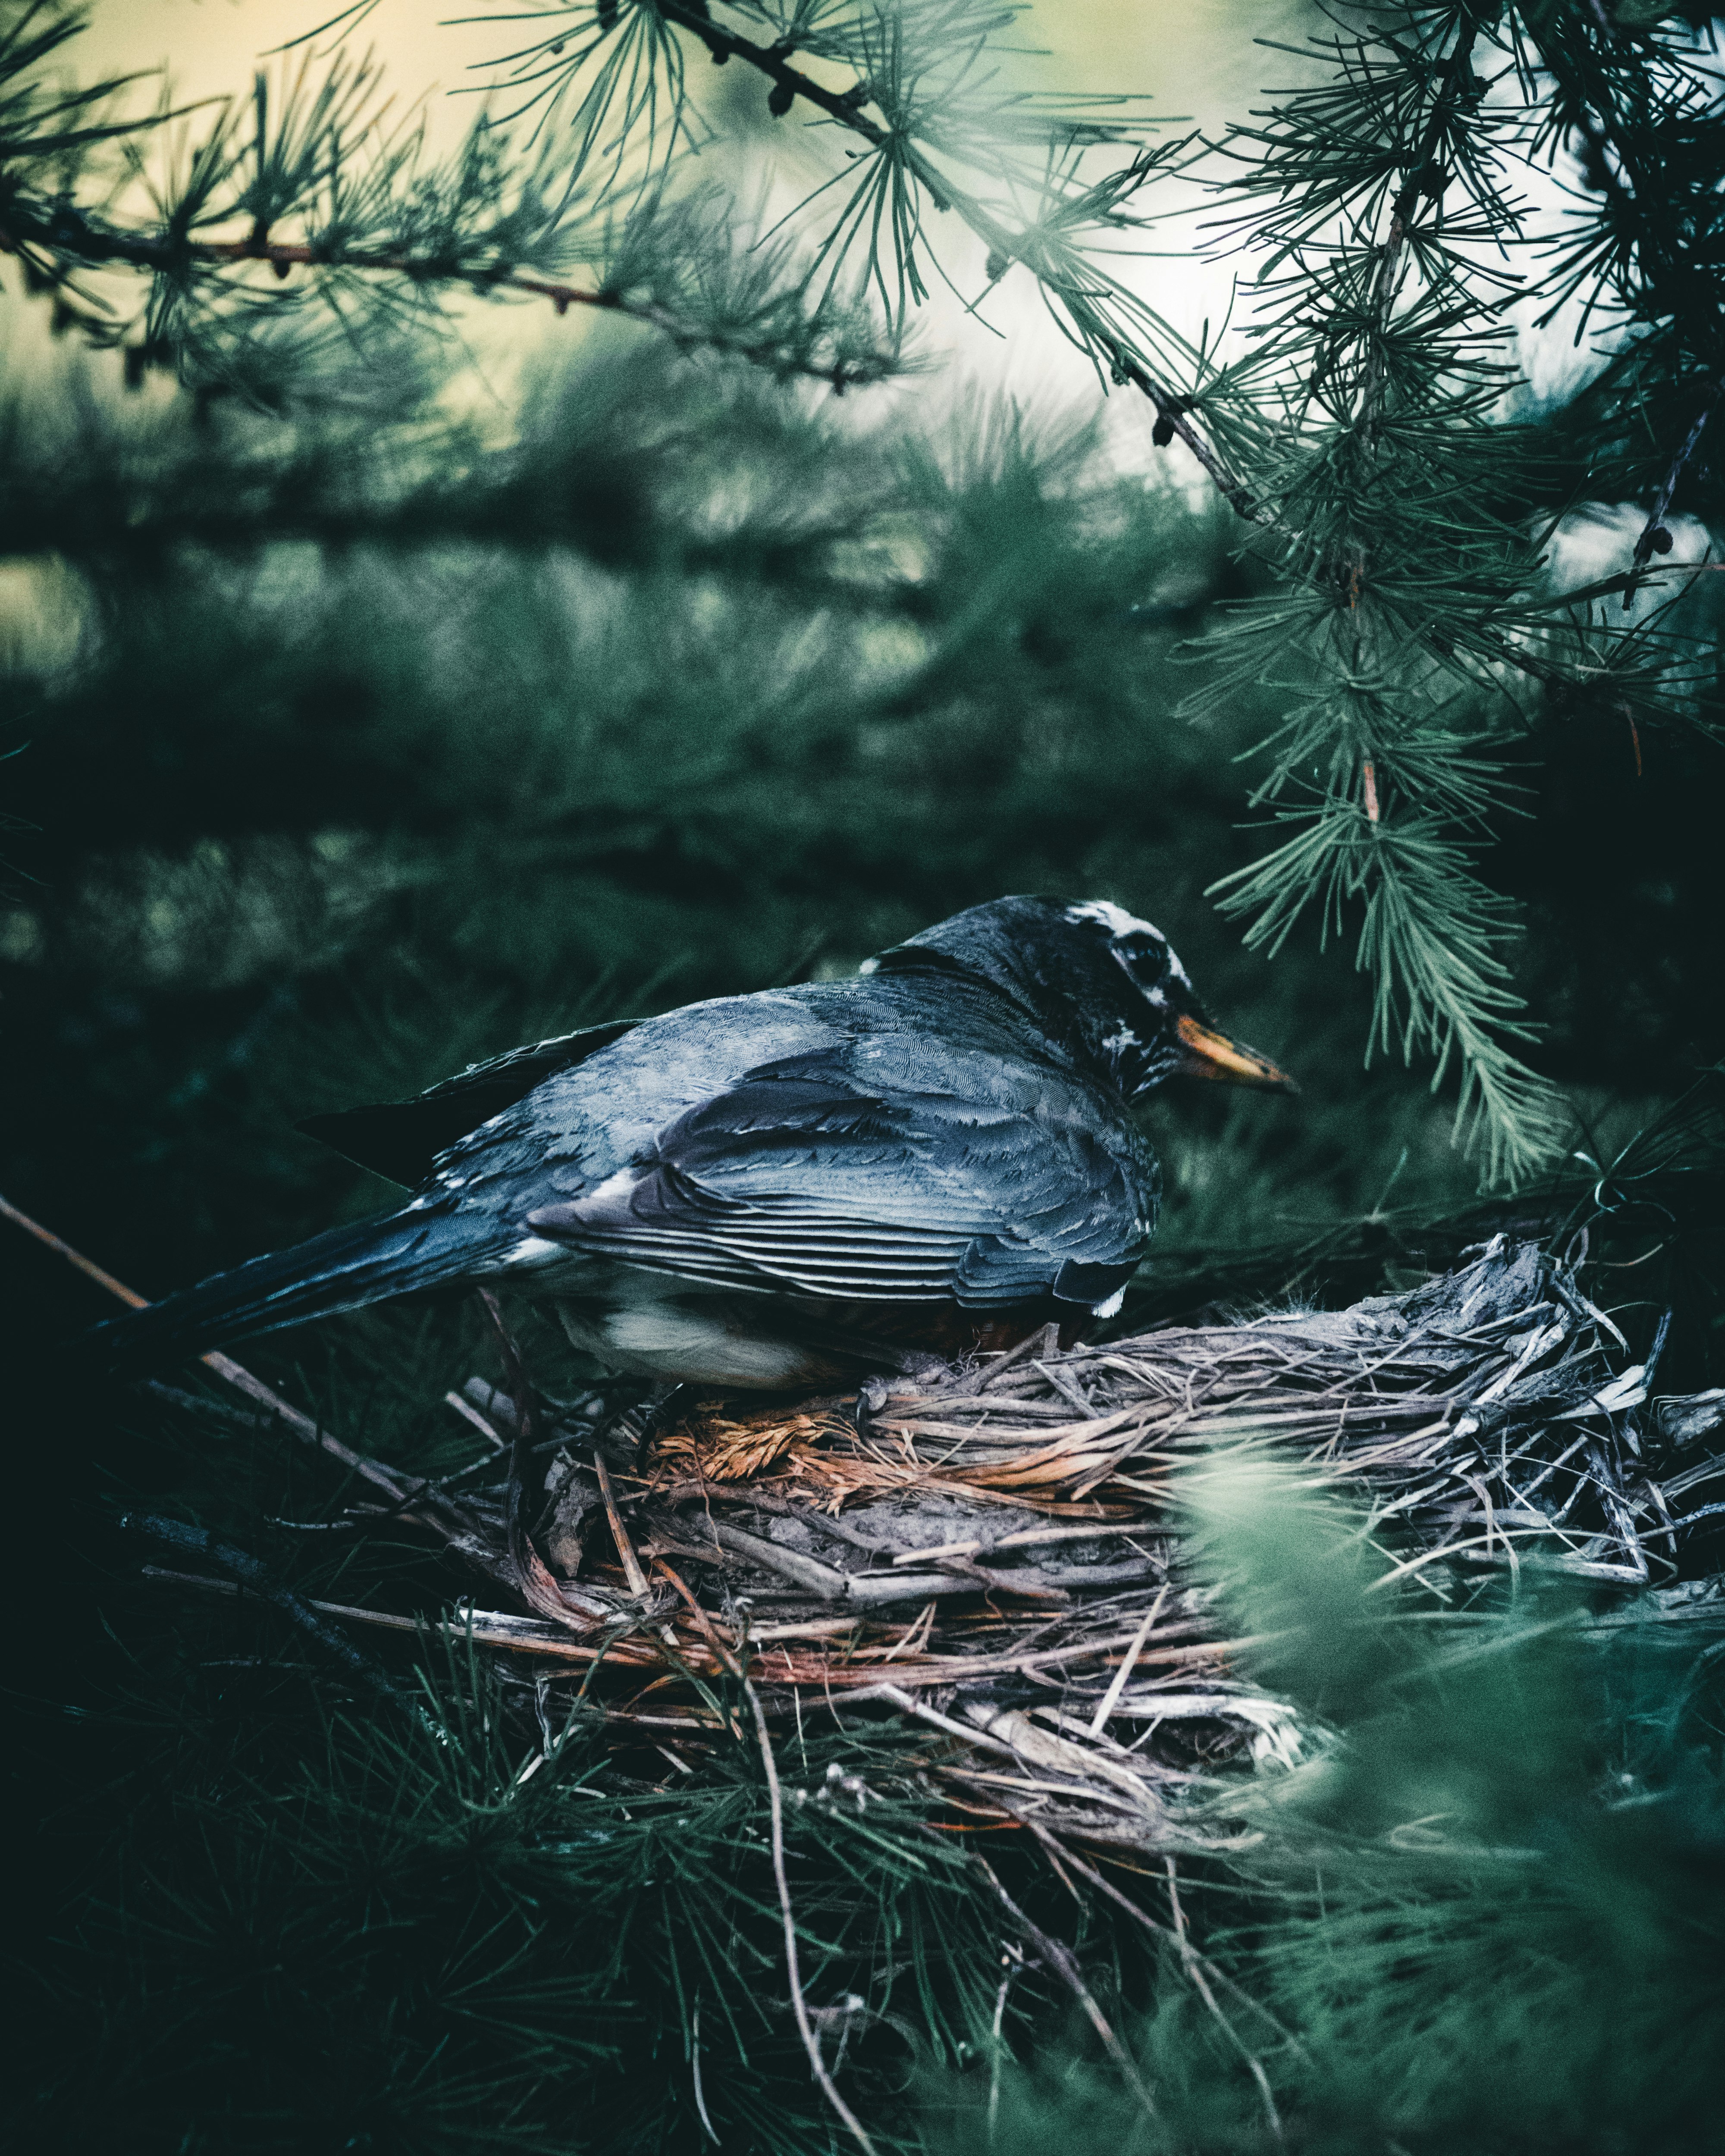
1184;2;1722;1184
2;0;1718;1179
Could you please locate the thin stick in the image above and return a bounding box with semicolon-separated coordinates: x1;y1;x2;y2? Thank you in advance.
1;1190;151;1307
968;1852;1160;2123
655;1557;745;1679
859;1683;1052;1770
3;1190;420;1504
892;1522;1159;1567
479;1287;601;1630
1088;1586;1167;1735
1166;1851;1283;2140
141;1569;665;1669
124;1512;428;1725
595;1450;652;1598
975;1322;1061;1391
742;1677;880;2156
445;1389;507;1450
690;2000;721;2147
1028;1827;1306;2059
988;1942;1024;2140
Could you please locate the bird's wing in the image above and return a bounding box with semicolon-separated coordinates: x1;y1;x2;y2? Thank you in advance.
297;1018;638;1188
524;1055;1155;1310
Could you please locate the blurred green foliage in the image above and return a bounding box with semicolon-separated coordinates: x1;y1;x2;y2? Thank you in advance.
928;1465;1725;2156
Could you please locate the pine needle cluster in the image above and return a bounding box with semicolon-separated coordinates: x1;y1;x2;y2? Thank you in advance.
1186;3;1725;1183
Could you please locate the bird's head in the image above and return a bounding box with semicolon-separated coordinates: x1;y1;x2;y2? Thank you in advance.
866;895;1296;1101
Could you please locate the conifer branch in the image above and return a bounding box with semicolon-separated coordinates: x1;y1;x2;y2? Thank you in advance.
123;1511;430;1719
1531;2;1725;587
1186;4;1584;1181
0;198;897;389
650;1;1255;511
1355;11;1485;435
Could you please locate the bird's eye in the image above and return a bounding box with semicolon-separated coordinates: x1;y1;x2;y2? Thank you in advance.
1116;937;1168;986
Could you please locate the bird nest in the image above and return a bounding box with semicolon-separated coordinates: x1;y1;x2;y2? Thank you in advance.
132;1234;1725;1857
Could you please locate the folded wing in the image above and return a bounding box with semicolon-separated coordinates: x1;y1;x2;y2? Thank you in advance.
525;1057;1155;1312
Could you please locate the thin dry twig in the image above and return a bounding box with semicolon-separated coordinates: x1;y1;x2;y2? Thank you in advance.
595;1450;652;1598
124;1514;427;1724
743;1677;881;2156
2;1190;423;1506
969;1851;1160;2123
1088;1586;1167;1735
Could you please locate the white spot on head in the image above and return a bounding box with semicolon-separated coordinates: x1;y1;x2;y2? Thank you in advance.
1091;1287;1126;1319
1102;1025;1140;1053
1066;899;1159;941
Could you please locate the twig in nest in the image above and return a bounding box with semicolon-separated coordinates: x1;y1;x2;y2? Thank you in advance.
697;1518;966;1608
1031;1827;1286;2137
1162;1853;1277;2115
1030;1827;1305;2062
742;1676;880;2156
656;1557;746;1678
1054;1827;1284;2137
595;1450;651;1597
479;1288;598;1628
1088;1585;1167;1735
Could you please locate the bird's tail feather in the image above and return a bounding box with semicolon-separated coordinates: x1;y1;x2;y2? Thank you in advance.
84;1206;496;1376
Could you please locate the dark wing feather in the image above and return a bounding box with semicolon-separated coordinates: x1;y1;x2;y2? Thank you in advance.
298;1018;637;1188
527;1061;1153;1310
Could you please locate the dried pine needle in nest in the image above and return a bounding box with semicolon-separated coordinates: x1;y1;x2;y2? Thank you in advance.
123;1232;1725;1857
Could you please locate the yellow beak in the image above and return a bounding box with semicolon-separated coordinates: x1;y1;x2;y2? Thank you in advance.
1174;1013;1298;1092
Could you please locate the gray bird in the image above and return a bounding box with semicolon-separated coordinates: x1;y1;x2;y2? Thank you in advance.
87;896;1294;1388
